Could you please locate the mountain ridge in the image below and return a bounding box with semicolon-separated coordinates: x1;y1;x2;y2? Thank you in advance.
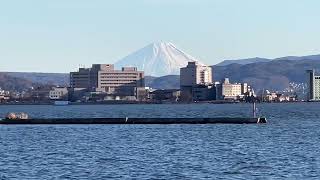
216;57;271;66
3;50;320;92
216;54;320;66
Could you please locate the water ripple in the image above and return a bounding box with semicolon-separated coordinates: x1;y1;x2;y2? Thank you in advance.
1;103;320;179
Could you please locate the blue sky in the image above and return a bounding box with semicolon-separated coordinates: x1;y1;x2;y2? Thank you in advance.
1;0;320;72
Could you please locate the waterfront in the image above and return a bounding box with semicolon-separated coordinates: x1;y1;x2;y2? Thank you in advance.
0;103;320;179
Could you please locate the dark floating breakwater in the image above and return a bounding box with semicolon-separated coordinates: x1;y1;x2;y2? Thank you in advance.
0;117;267;124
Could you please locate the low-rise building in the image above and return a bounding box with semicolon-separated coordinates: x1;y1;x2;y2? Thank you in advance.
68;88;88;102
0;89;10;102
103;95;137;101
31;86;52;101
265;92;278;102
259;89;297;102
221;78;242;100
192;85;215;101
216;78;254;100
149;89;180;102
136;87;150;101
49;87;69;100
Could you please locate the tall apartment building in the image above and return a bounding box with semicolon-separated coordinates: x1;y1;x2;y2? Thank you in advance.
180;61;212;87
180;61;213;101
307;70;320;101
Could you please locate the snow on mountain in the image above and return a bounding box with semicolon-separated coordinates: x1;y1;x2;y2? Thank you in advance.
115;42;202;77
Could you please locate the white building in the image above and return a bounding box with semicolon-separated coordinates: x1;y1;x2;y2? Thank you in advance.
216;78;253;100
0;89;10;101
221;78;243;100
49;87;69;100
307;70;320;101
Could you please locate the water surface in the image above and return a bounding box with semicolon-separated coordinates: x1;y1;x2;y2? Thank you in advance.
0;103;319;179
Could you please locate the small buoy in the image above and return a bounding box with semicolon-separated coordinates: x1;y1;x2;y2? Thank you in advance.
257;117;267;123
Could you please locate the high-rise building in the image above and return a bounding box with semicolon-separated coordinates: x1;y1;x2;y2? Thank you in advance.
307;70;320;101
180;61;212;87
180;61;213;101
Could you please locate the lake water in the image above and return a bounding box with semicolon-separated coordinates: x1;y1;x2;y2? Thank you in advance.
0;103;320;179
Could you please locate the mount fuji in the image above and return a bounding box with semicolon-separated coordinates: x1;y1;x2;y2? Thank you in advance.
115;42;202;77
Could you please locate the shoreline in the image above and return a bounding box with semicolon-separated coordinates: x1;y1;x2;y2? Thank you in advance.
0;100;314;106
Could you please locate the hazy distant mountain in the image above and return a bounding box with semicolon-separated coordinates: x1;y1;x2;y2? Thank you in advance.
213;54;320;91
0;73;37;91
213;59;320;91
4;53;320;92
5;72;69;86
0;72;68;92
115;42;201;77
216;54;320;66
275;54;320;61
150;58;320;91
216;57;271;66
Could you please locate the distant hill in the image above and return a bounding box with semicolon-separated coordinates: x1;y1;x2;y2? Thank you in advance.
5;72;69;85
0;72;68;92
145;58;320;91
3;53;320;92
216;57;271;66
213;59;320;91
216;54;320;66
274;54;320;61
0;73;37;91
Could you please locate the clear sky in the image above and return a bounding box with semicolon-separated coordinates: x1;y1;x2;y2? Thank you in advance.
1;0;320;72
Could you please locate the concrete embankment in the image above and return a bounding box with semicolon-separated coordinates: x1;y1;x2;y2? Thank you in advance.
0;117;267;124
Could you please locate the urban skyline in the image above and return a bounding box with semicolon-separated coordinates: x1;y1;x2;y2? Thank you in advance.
1;2;320;179
0;61;308;103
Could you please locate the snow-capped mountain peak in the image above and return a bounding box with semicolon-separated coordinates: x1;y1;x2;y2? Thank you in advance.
115;42;202;77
